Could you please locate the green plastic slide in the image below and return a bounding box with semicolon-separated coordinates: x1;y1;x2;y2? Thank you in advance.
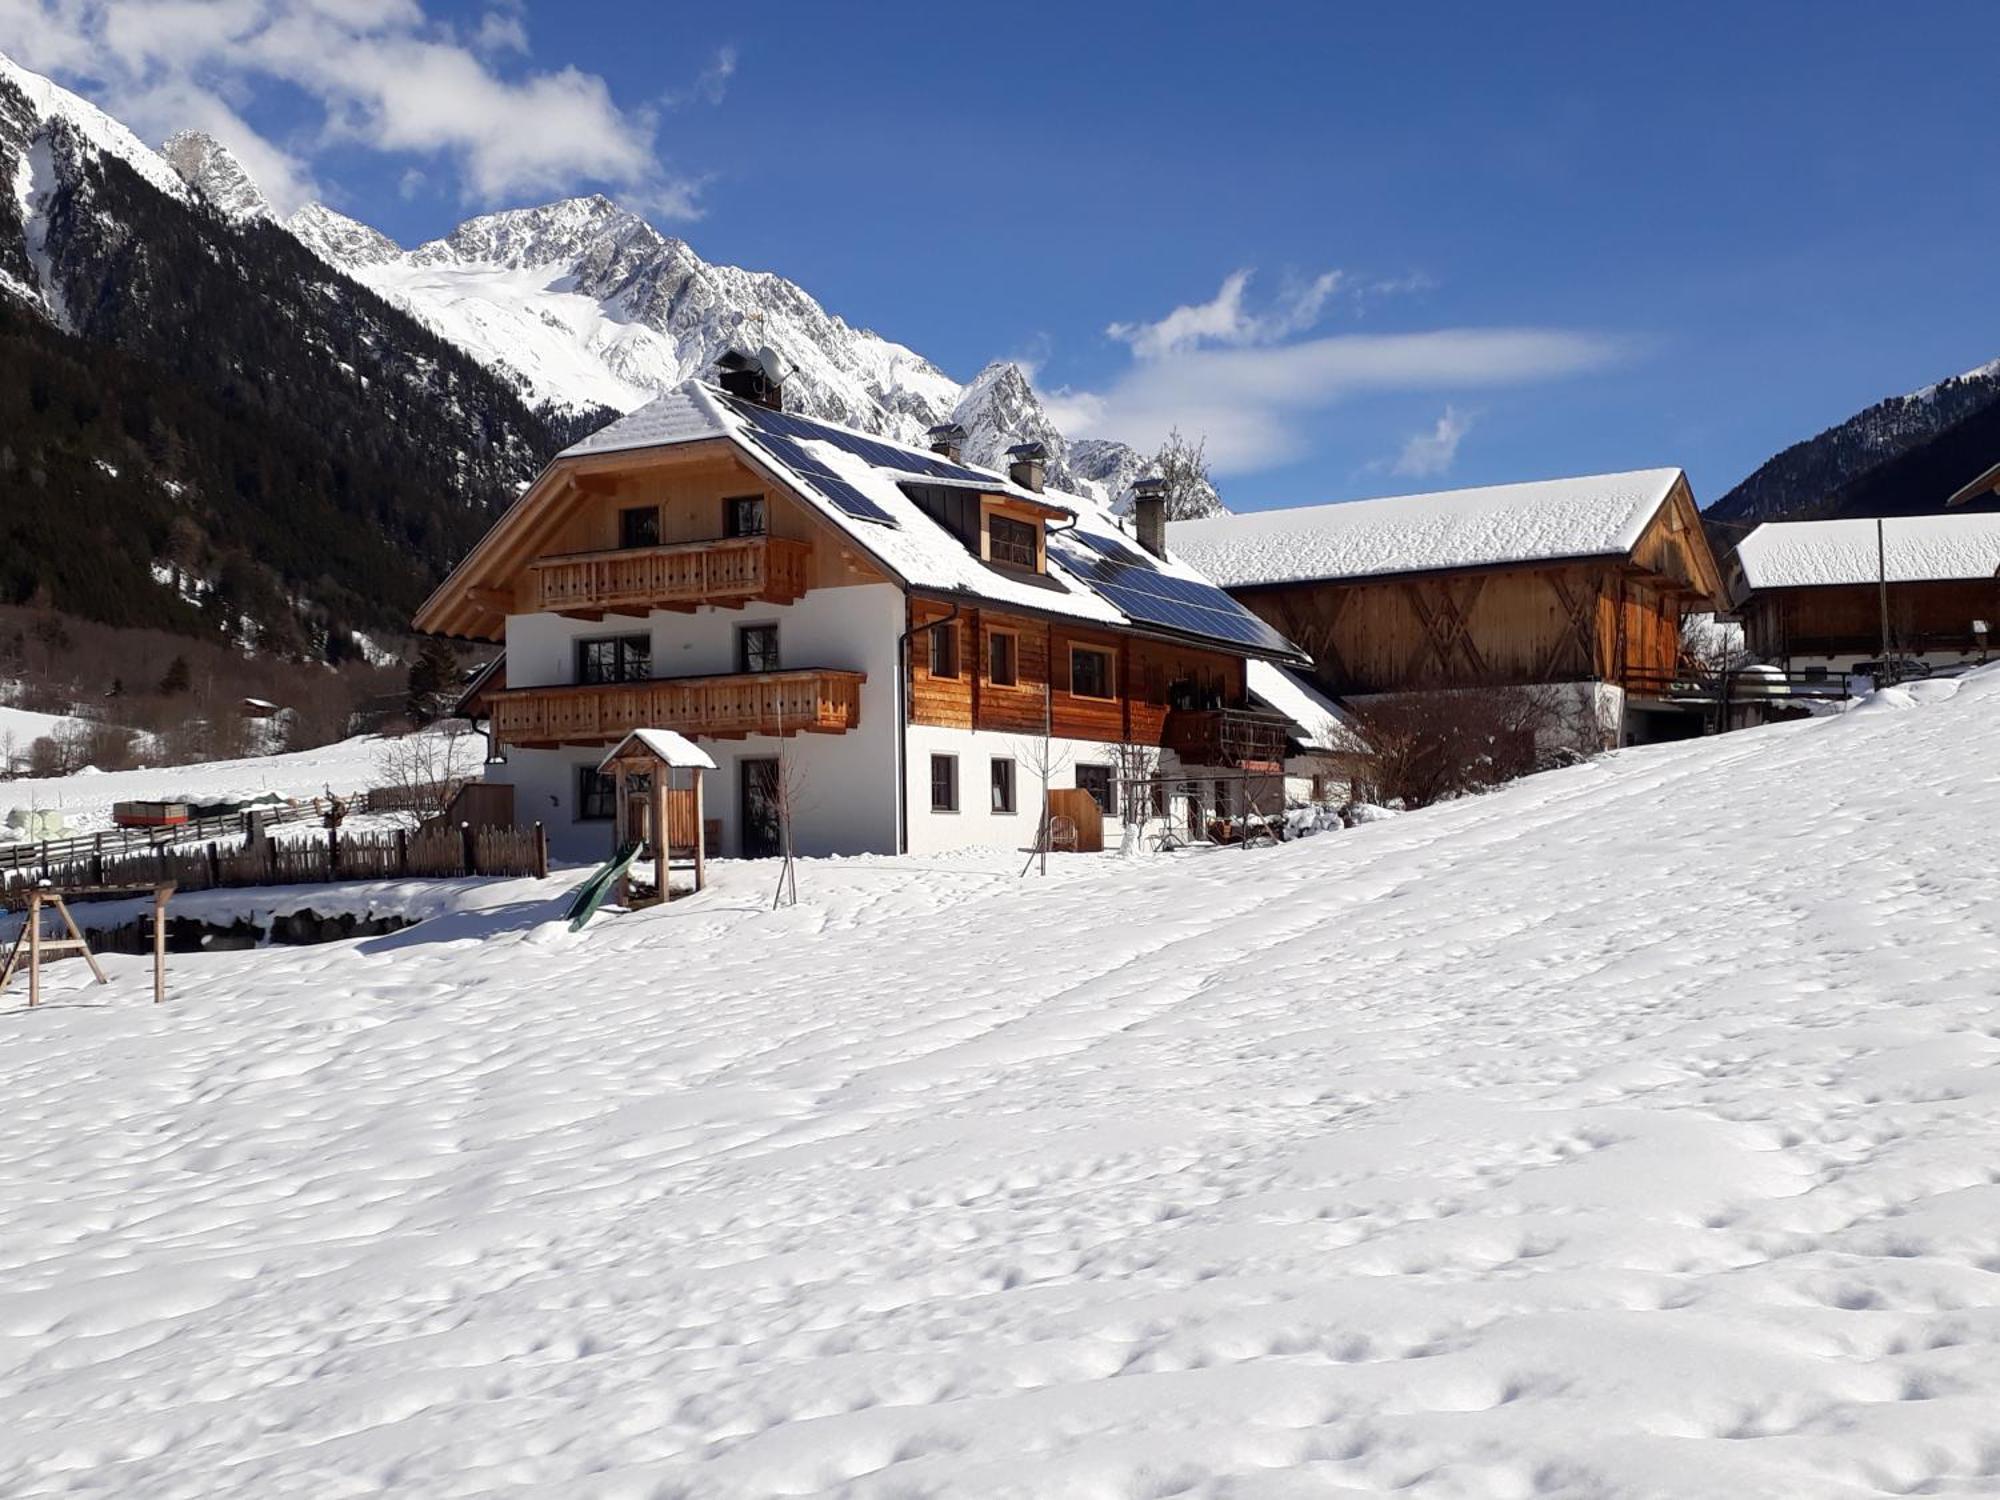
564;841;644;931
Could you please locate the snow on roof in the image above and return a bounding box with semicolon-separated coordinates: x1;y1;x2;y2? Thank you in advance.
1735;514;2000;590
558;385;732;458
1246;661;1365;755
546;381;1300;658
600;729;717;771
1171;468;1685;588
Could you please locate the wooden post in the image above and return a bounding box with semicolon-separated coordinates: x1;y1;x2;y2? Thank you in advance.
27;891;40;1009
533;821;548;880
207;841;221;887
650;762;669;902
152;885;169;1004
90;832;103;885
459;820;476;877
327;824;341;879
395;827;409;876
692;768;705;892
54;897;108;986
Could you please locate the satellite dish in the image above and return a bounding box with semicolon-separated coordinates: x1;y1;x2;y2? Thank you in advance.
755;344;792;386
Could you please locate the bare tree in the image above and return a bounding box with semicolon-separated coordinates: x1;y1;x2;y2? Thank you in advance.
372;719;481;827
1016;680;1074;877
1111;739;1160;855
770;709;810;908
1679;612;1752;677
1151;427;1225;520
1342;686;1588;810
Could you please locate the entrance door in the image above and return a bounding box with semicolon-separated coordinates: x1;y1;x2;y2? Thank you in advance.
739;758;782;858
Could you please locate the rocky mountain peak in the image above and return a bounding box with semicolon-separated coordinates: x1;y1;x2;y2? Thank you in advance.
161;131;271;222
286;202;402;271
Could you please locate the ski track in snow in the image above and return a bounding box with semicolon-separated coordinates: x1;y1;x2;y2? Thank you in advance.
4;678;2000;1496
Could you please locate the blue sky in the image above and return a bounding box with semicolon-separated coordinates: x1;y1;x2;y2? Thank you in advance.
12;1;1999;512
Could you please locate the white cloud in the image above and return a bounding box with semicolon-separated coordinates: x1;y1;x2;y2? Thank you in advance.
1107;268;1344;360
1063;318;1619;475
1391;405;1472;478
666;46;736;109
2;0;701;217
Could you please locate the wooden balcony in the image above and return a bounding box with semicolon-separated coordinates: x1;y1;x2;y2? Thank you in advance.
528;536;811;615
1163;706;1292;770
491;669;866;747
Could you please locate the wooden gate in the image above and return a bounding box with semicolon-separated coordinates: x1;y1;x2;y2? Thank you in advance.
1047;789;1104;853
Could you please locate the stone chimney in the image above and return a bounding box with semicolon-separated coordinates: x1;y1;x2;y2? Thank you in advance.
714;346;789;411
1132;476;1167;559
1006;441;1047;494
926;423;967;463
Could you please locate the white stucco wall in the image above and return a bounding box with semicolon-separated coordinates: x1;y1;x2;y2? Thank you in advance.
903;726;1140;856
489;584;906;865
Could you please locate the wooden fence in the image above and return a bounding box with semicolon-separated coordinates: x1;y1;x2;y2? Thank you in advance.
2;822;548;904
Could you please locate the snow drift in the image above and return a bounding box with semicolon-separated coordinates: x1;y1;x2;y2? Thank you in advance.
4;674;2000;1497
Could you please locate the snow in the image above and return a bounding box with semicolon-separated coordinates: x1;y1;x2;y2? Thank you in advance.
1172;468;1685;588
1246;660;1364;753
4;671;2000;1495
1735;513;2000;589
601;728;716;770
0;731;393;832
0;52;191;204
0;702;84;751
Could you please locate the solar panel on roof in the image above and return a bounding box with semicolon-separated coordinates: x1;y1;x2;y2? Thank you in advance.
1050;531;1298;656
720;394;995;489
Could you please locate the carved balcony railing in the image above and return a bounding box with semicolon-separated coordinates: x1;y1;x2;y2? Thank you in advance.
528;536;810;615
491;669;865;746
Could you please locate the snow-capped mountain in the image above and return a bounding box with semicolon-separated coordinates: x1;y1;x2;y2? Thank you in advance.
1711;357;2000;526
159;131;272;223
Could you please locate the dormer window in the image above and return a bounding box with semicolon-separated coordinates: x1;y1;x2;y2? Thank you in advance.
989;514;1038;569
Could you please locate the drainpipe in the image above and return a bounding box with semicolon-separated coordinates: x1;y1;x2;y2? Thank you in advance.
894;598;963;854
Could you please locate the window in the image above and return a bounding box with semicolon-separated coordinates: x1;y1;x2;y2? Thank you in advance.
988;513;1038;569
577;767;617;821
1070;646;1113;700
987;629;1018;687
929;619;960;679
990;757;1016;814
737;624;780;674
619;506;660;549
930;753;959;812
577;634;651;684
1076;763;1116;816
724;495;767;537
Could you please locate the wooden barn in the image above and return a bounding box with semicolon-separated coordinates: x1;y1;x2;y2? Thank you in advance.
1171;468;1725;746
1728;513;2000;672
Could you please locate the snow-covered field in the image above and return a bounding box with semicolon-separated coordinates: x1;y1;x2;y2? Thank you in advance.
5;676;2000;1497
0;732;398;833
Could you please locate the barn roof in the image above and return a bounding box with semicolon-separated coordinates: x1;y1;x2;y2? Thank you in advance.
1170;468;1687;589
1735;514;2000;589
1246;661;1365;755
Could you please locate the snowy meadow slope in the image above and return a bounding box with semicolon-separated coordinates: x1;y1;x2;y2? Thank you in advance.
5;677;2000;1497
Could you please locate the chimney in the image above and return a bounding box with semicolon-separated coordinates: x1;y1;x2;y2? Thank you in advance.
714;346;789;411
1132;476;1167;559
926;422;967;463
1006;441;1047;494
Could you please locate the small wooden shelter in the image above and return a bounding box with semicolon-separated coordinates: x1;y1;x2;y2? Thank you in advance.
598;729;717;905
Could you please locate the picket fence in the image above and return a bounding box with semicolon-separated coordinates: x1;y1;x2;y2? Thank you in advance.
1;822;548;903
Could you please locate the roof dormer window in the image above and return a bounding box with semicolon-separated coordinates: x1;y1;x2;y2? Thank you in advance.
988;513;1038;569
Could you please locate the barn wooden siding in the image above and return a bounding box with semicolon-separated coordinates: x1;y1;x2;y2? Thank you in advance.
1741;579;2000;661
907;601;1247;744
1224;481;1719;698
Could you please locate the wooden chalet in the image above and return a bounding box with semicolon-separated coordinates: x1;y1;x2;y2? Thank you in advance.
419;353;1312;862
1171;469;1725;745
1729;513;2000;669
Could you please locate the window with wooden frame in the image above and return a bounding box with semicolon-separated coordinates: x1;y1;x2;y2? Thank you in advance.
577;766;617;821
576;634;651;684
929;619;960;679
988;512;1038;569
987;628;1018;687
930;753;959;813
723;494;767;537
990;757;1016;814
1069;645;1114;700
736;623;780;674
1075;763;1116;816
619;505;660;549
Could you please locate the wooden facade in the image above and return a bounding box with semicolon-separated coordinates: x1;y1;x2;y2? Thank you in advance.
1738;578;2000;663
1228;481;1721;699
907;600;1270;753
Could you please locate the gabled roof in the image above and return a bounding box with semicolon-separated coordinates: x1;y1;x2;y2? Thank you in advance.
418;381;1306;664
1170;468;1688;589
1735;513;2000;590
600;729;717;771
